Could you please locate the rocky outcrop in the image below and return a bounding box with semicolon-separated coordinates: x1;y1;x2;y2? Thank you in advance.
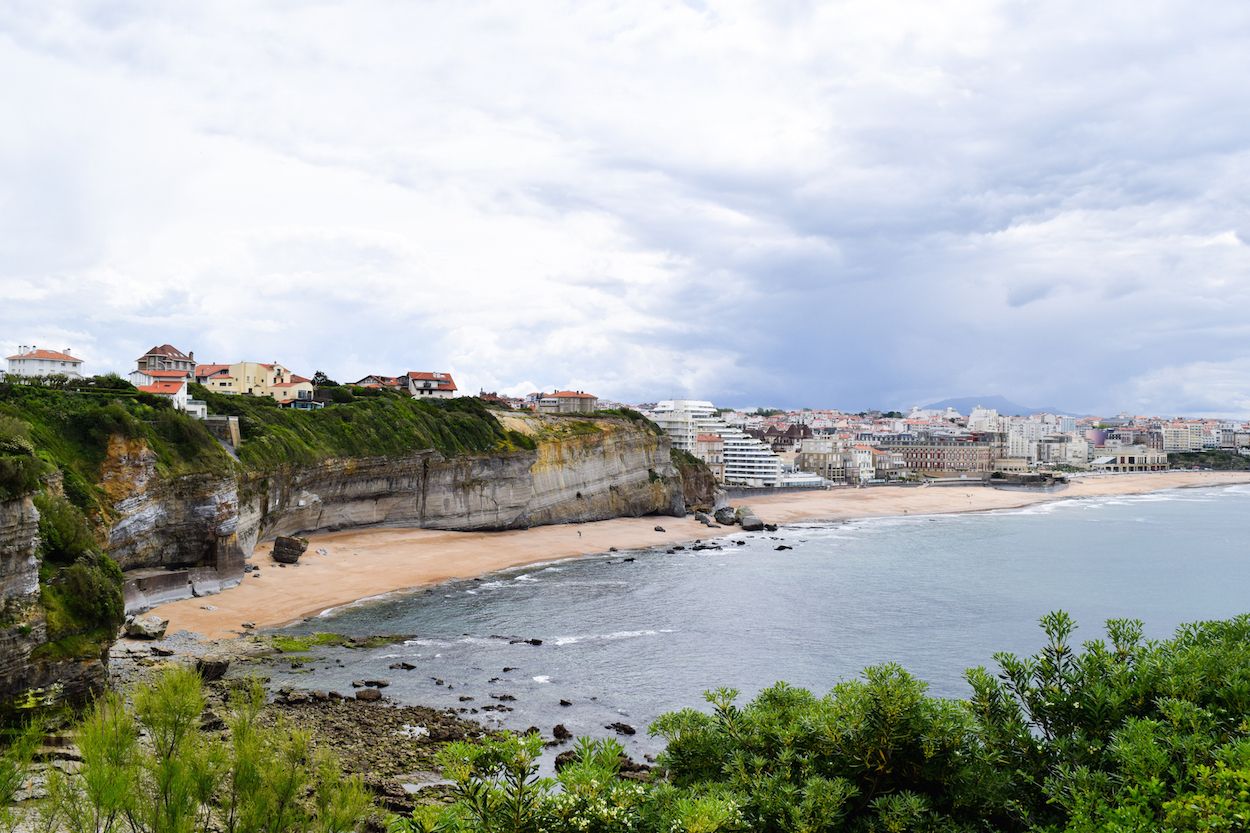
102;437;244;613
670;449;721;511
0;494;107;717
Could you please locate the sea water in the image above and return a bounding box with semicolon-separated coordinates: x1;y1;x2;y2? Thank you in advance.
271;484;1250;759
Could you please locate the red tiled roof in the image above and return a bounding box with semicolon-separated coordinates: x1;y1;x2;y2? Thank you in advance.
139;344;191;360
7;349;81;362
290;374;311;384
695;433;723;443
406;371;457;391
549;390;596;399
137;381;185;395
195;364;230;376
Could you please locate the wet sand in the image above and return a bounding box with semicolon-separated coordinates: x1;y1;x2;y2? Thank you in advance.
150;470;1250;639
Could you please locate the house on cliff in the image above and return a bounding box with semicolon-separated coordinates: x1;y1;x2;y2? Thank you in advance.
6;346;84;379
194;361;320;409
348;371;458;399
537;390;599;414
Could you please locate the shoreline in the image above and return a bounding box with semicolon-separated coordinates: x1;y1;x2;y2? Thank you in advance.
149;471;1250;639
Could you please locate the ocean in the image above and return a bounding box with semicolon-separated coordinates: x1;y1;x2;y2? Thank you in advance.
271;484;1250;761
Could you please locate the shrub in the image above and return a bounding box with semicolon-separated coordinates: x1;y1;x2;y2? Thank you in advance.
33;492;98;565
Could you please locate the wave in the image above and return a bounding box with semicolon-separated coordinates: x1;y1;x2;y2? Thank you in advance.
552;628;672;647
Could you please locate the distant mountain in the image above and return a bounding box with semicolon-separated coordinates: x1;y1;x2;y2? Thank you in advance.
920;395;1077;417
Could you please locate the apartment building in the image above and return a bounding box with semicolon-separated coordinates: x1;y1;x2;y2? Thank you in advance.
649;400;783;486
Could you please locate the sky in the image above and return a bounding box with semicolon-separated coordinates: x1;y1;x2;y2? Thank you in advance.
2;1;1250;417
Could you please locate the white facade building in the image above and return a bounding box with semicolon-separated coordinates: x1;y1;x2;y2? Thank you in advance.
649;400;783;486
6;346;84;379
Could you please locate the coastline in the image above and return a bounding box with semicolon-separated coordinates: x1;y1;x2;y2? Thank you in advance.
149;470;1250;639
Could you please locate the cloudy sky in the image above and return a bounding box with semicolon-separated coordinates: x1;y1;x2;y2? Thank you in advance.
3;1;1249;415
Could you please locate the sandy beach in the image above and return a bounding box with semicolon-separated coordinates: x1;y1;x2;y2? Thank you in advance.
151;471;1250;639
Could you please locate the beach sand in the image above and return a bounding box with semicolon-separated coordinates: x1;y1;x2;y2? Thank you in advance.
151;470;1250;639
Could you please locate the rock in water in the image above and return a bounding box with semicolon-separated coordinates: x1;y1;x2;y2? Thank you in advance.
606;721;636;735
355;688;382;702
553;724;573;741
272;536;309;564
739;515;765;532
125;614;169;640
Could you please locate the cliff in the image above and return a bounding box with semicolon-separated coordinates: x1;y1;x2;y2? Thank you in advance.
1;386;715;712
0;493;109;717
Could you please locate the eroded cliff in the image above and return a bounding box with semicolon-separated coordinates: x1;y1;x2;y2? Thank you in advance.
0;494;108;717
1;392;715;712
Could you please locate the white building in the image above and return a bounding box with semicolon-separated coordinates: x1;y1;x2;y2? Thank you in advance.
1007;420;1045;462
1161;423;1205;453
967;406;1002;433
6;346;84;379
649;400;784;487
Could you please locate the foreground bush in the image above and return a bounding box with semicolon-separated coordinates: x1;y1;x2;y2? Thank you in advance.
34;667;370;833
392;612;1250;833
6;613;1250;831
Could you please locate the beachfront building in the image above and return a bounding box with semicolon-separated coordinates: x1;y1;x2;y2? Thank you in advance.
1091;445;1169;473
6;346;84;379
648;400;783;487
537;390;599;414
693;433;725;480
875;432;996;476
1161;422;1206;453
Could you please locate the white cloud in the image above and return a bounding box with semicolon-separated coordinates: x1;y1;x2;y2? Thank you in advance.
2;1;1250;413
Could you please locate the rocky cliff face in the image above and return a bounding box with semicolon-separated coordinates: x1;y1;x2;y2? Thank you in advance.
100;437;245;612
1;413;714;712
248;417;685;541
103;415;703;612
0;494;107;716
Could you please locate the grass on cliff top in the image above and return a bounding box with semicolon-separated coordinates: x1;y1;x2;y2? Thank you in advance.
0;377;232;516
192;385;531;468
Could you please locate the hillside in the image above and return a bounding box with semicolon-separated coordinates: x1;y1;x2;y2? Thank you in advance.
0;377;711;716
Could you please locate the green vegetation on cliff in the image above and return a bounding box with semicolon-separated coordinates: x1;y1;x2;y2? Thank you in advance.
0;377;230;516
191;385;530;467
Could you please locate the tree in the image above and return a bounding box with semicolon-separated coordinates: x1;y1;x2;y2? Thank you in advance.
312;371;339;387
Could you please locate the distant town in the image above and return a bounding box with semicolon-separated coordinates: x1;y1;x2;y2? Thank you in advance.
5;343;1247;488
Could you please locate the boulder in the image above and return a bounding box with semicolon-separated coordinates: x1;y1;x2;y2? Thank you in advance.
355;688;382;702
125;614;169;640
734;506;754;523
714;507;738;526
272;536;309;564
775;545;793;551
606;721;636;735
195;655;231;681
552;723;573;741
739;515;765;532
693;511;711;524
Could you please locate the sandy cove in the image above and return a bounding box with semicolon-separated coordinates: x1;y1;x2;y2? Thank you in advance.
151;470;1250;639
